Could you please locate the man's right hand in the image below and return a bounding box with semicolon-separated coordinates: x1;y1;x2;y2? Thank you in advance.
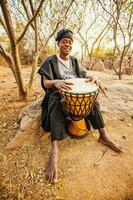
55;80;73;92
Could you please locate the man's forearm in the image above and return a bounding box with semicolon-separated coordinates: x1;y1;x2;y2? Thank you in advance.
43;78;58;89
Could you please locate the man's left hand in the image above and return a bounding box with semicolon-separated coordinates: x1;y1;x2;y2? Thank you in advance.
85;75;107;92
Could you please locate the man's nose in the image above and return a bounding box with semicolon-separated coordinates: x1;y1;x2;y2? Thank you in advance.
65;43;71;47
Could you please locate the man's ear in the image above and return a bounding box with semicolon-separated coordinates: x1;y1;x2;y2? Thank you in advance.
57;41;60;46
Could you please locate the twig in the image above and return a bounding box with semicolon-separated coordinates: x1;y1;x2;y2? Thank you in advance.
93;149;107;166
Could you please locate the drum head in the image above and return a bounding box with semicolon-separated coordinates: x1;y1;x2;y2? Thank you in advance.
65;78;98;94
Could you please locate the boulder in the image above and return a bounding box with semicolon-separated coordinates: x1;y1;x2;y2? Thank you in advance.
104;59;113;69
122;67;133;75
92;61;105;71
129;55;133;67
122;56;129;68
82;57;91;69
6;98;48;149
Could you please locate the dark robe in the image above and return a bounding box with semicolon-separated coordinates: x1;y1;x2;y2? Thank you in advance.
38;55;105;141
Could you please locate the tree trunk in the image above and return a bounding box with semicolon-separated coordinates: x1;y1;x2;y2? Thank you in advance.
12;44;27;98
28;52;39;90
1;0;27;99
28;0;39;90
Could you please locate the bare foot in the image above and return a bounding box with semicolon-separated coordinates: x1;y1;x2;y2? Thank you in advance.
98;135;124;153
46;151;58;183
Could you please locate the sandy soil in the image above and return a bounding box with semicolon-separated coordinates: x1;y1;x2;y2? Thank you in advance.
0;66;133;200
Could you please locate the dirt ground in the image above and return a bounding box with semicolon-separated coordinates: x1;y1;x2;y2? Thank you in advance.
0;66;133;200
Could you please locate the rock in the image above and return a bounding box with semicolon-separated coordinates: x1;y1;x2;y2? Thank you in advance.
100;107;108;113
6;98;45;149
103;184;108;188
92;61;105;71
122;134;128;139
82;57;91;69
113;56;120;68
13;122;19;129
118;117;124;121
127;123;132;127
122;67;133;75
104;59;113;69
56;196;64;200
122;56;129;68
130;55;133;67
0;71;7;77
3;122;7;128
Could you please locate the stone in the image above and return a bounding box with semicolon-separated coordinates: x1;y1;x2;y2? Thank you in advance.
122;67;133;75
104;60;113;69
0;70;7;77
82;57;91;69
92;61;105;71
127;123;132;127
6;98;45;149
3;122;7;128
130;55;133;67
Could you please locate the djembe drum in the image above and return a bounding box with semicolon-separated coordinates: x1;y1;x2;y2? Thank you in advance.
60;78;99;138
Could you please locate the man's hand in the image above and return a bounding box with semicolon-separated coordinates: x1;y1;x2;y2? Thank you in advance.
85;75;107;92
55;80;73;92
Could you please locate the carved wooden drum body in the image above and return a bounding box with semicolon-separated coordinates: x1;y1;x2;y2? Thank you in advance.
60;78;99;138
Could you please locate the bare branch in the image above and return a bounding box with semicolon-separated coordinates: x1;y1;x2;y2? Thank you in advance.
17;0;46;44
0;16;8;34
21;0;35;30
97;26;111;49
97;0;117;23
0;44;18;83
64;0;76;19
41;20;62;51
72;1;89;32
29;0;35;15
89;16;113;57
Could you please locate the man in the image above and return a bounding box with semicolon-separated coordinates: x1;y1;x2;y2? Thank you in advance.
38;29;124;183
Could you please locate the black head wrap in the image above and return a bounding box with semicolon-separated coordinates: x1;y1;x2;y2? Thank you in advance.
55;29;73;42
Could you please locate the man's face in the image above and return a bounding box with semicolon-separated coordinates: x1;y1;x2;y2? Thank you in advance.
58;38;73;55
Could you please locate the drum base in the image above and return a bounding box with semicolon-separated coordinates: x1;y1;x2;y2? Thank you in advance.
67;118;88;139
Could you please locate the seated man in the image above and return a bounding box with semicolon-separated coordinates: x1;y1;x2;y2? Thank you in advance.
38;29;124;183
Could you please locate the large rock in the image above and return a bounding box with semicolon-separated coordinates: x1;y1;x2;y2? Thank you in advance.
104;59;113;69
122;56;129;68
129;55;133;67
122;67;133;75
82;57;91;69
113;56;120;68
6;75;133;150
6;98;49;149
92;61;105;71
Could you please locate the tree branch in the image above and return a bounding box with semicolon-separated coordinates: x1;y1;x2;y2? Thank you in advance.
64;0;76;19
21;0;35;30
97;0;117;23
17;0;45;44
0;16;8;34
0;44;19;83
44;20;62;48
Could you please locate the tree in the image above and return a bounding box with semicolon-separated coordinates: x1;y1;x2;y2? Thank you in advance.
98;0;133;79
0;0;46;99
0;0;76;99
